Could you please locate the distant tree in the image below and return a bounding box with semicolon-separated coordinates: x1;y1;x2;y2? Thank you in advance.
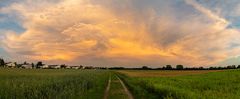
199;67;204;70
79;65;83;69
85;66;94;69
98;67;107;70
209;67;217;70
14;62;21;68
166;65;172;70
217;67;224;70
36;61;43;68
142;66;150;70
238;65;240;69
176;65;184;70
232;65;236;69
226;66;230;69
0;58;5;67
109;67;125;70
23;61;27;65
31;63;35;68
227;65;236;69
60;64;67;69
155;67;162;70
162;66;166;70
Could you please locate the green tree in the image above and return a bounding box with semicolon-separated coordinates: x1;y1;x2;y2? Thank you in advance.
31;63;35;68
237;65;240;69
166;65;172;70
227;65;236;69
0;58;5;67
142;66;150;70
36;61;43;68
14;62;21;68
60;64;67;69
231;65;236;69
199;67;204;70
176;65;184;70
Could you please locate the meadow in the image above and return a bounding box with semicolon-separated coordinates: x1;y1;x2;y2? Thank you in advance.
117;70;240;99
0;68;240;99
0;69;110;99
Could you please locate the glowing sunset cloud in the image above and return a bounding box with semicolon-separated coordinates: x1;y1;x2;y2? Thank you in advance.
0;0;240;67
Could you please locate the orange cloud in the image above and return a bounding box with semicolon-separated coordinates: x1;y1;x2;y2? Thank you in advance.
1;0;240;66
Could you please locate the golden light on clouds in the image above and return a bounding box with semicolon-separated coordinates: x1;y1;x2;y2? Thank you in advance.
1;0;240;66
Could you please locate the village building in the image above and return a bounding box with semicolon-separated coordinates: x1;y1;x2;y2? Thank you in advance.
70;66;81;69
42;65;49;69
66;66;71;69
21;64;33;69
48;65;61;69
6;62;16;68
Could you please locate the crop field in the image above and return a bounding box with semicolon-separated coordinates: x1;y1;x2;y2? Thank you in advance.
117;70;240;99
0;68;240;99
117;70;222;77
0;69;110;99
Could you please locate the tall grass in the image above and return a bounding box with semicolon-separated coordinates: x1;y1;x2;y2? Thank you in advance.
119;70;240;99
0;69;110;99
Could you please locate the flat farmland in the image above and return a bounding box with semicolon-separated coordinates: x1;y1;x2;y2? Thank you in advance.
117;70;240;99
0;69;110;99
0;68;133;99
117;70;223;77
1;68;240;99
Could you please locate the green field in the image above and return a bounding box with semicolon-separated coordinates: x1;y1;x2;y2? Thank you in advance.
117;70;240;99
0;69;109;99
0;68;240;99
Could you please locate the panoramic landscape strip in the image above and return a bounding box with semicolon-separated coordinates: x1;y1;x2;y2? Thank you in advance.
0;58;240;99
0;68;239;99
1;58;240;70
1;0;240;99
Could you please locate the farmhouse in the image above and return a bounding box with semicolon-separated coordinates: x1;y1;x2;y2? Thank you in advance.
48;65;61;69
65;66;71;69
6;62;16;68
41;65;61;69
70;66;82;69
22;64;33;69
42;65;49;69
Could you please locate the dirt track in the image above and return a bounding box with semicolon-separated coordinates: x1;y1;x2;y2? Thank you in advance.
103;77;111;99
117;76;134;99
104;74;134;99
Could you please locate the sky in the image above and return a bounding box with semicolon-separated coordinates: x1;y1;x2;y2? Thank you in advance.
0;0;240;67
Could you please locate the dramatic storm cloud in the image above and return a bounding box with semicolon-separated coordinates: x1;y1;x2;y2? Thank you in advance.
1;0;240;67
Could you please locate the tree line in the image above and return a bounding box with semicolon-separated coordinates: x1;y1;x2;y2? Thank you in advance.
109;65;240;70
1;58;240;70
